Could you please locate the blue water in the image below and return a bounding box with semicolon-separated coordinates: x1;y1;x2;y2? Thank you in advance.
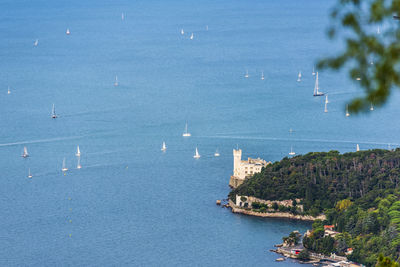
1;0;400;266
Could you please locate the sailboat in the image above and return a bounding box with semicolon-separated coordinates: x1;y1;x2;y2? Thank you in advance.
193;147;201;159
324;101;328;113
182;123;191;137
7;86;10;95
297;71;302;82
34;39;38;47
77;157;82;169
346;105;350;117
22;146;29;158
377;27;380;34
206;25;209;31
313;72;324;96
181;29;184;35
244;70;249;78
62;158;68;172
356;144;360;152
289;128;293;134
325;95;329;104
121;13;125;20
75;145;81;157
66;28;70;35
114;75;119;86
161;141;167;151
312;67;316;76
214;149;220;157
190;33;194;40
28;168;33;178
289;146;296;156
51;104;57;119
261;71;265;80
370;103;374;111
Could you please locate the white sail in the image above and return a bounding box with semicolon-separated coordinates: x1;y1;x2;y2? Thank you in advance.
214;149;220;157
62;158;68;172
51;104;57;118
161;141;167;151
181;29;184;35
182;123;191;137
261;71;265;80
289;146;296;155
325;95;329;104
28;168;32;178
244;70;249;78
34;39;38;46
193;147;200;158
370;103;374;111
297;71;302;82
121;13;125;20
190;33;194;40
114;75;119;86
377;27;380;34
356;144;360;152
346;105;350;117
313;72;324;96
22;146;29;158
324;101;328;113
7;86;10;95
66;28;70;35
206;25;209;31
76;145;81;157
312;66;316;76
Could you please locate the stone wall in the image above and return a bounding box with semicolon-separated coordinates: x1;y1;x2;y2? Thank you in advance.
235;195;304;212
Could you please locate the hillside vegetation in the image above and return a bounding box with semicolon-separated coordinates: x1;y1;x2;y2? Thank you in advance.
229;149;400;266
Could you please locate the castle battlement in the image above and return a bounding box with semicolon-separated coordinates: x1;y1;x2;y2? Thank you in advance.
229;149;270;188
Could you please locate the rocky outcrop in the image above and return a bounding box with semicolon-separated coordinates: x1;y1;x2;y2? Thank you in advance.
228;200;326;221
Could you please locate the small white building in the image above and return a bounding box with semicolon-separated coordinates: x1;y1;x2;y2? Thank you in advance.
229;149;269;188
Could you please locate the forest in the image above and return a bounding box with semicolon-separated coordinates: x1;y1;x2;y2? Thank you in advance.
229;149;400;266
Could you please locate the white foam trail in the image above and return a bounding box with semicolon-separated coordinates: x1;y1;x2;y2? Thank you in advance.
0;136;85;147
198;135;399;147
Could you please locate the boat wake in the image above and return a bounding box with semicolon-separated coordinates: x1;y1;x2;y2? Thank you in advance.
0;136;85;147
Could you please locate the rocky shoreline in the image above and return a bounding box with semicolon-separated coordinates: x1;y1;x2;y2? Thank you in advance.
228;200;326;221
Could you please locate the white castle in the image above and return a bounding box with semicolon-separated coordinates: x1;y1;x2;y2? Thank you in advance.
229;148;270;188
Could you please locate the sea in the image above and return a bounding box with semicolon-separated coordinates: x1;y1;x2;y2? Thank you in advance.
1;0;400;266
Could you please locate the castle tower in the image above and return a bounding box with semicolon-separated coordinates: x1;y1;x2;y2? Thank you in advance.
233;149;242;176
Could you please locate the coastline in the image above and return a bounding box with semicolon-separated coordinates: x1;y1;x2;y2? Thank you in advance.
228;200;326;221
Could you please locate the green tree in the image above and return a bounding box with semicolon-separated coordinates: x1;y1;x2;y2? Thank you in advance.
376;254;399;267
319;0;400;113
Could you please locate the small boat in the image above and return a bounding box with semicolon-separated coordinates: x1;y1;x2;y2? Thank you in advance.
66;28;70;35
289;128;293;134
289;146;296;156
193;147;201;159
297;71;302;82
28;168;33;178
77;157;82;169
325;95;329;104
324;101;328;113
7;86;10;95
114;75;119;86
206;25;209;31
214;149;220;157
34;39;38;47
75;145;81;157
261;71;265;80
182;123;191;137
356;77;361;81
312;67;316;76
190;33;194;40
370;103;374;111
22;146;29;158
313;72;324;96
51;104;57;119
161;141;167;152
377;27;380;34
121;13;125;20
181;29;184;35
244;70;249;78
346;105;350;117
62;158;68;172
356;144;360;152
